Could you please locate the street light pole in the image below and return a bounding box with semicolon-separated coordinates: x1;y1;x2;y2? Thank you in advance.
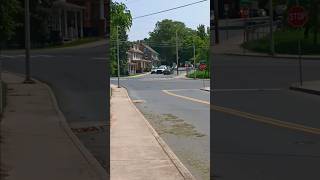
24;0;33;83
176;29;179;75
214;0;219;44
269;0;275;56
193;41;196;79
117;26;120;88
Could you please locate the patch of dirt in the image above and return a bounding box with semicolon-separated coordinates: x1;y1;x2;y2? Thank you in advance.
143;112;206;138
176;150;210;180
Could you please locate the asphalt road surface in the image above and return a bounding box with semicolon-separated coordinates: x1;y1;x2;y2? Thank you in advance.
212;55;320;180
111;74;210;180
1;44;109;169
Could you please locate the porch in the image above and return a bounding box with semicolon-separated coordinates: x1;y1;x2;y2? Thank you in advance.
49;0;85;42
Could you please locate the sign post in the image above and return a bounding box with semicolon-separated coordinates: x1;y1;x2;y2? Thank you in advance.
199;63;207;88
287;5;308;86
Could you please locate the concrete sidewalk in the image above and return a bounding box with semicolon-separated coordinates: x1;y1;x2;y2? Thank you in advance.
110;85;195;180
290;81;320;95
0;72;106;180
213;32;320;60
2;39;107;54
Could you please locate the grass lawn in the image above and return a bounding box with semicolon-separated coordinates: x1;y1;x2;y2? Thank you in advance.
48;37;102;49
187;70;210;79
242;29;320;55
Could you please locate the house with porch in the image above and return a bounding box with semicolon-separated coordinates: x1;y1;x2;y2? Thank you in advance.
127;44;151;75
48;0;85;42
47;0;107;43
138;43;161;68
127;42;161;75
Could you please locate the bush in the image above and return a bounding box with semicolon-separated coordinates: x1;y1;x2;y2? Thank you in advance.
187;70;210;79
242;29;320;55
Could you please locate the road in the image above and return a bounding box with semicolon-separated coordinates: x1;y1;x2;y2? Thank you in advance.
212;55;320;180
1;44;109;169
3;42;320;180
111;73;210;180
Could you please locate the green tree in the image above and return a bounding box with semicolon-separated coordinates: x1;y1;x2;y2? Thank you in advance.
110;1;132;75
305;0;320;44
196;25;207;40
0;0;20;42
4;0;54;48
147;19;209;67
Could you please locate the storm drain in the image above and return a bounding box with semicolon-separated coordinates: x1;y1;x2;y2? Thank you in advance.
71;125;106;134
70;121;108;134
132;99;145;103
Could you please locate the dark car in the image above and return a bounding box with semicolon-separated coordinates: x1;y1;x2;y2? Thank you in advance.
163;67;173;75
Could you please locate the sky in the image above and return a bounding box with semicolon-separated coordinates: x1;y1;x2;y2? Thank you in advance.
114;0;210;41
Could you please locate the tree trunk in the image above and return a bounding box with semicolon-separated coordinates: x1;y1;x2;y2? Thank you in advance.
314;29;318;45
312;1;319;45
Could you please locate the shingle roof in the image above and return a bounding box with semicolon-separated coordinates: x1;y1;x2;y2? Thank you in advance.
141;43;159;55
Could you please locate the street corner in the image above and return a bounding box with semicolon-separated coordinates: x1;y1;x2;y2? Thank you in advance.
289;81;320;96
200;87;211;92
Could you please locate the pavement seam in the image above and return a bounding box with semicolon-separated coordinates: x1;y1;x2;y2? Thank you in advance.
3;71;108;179
118;85;196;180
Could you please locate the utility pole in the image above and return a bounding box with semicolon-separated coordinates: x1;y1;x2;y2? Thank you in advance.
193;41;196;79
24;0;33;83
117;26;120;88
0;43;2;114
269;0;275;56
176;29;179;75
214;0;219;44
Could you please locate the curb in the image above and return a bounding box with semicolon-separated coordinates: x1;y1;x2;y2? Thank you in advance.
221;52;320;60
175;75;210;81
128;72;151;78
112;85;196;180
200;88;211;92
2;40;107;54
3;71;107;180
289;86;320;96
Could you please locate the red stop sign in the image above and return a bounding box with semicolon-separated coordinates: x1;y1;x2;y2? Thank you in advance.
199;64;207;71
288;6;308;28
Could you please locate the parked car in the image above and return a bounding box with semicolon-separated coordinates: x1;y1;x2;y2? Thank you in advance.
156;65;167;74
163;67;173;75
151;67;158;74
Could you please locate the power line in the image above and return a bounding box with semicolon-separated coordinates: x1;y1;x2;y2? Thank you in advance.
133;0;208;19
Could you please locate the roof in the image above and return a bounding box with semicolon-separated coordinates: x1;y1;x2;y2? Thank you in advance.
128;48;144;54
53;0;85;10
140;43;159;55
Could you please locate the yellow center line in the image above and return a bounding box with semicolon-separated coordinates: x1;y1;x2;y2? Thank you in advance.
162;89;320;135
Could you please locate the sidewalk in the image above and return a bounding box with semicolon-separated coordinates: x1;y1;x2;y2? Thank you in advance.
0;72;106;180
2;39;107;54
290;81;320;95
213;31;320;60
110;85;195;180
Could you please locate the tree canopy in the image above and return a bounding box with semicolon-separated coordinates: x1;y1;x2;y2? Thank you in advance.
145;19;209;66
0;0;20;42
110;1;132;75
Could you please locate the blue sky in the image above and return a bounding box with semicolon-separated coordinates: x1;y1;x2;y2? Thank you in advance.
114;0;210;41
